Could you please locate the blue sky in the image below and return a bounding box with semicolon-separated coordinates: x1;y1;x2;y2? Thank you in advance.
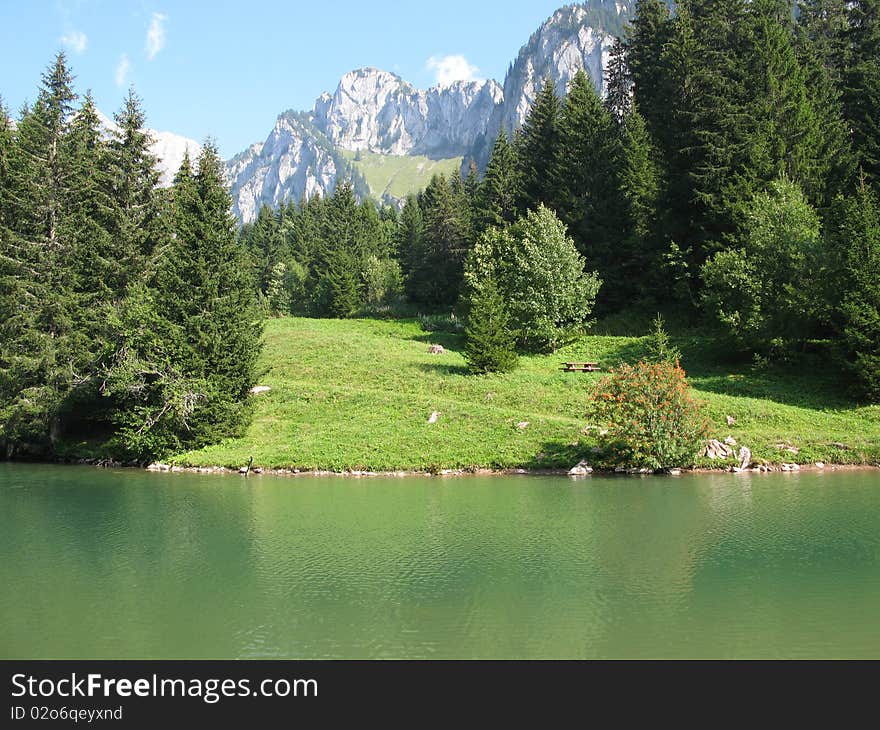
1;0;568;158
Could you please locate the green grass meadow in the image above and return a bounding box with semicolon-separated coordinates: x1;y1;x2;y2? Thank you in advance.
343;150;463;201
171;317;880;472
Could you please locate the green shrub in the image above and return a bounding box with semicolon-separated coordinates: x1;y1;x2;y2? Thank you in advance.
588;360;708;470
463;205;601;352
700;178;822;348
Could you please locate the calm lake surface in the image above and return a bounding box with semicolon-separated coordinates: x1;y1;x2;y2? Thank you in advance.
1;463;878;659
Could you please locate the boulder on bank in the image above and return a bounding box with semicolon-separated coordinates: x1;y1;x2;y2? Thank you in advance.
568;460;593;476
705;439;735;459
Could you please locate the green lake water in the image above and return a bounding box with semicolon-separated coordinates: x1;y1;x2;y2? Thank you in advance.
1;463;878;659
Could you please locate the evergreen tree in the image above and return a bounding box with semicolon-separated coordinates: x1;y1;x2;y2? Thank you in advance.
52;92;121;437
515;77;561;213
397;193;424;290
843;0;880;184
463;276;518;375
319;248;362;318
409;174;470;307
553;69;621;297
243;204;284;295
106;89;163;283
832;180;880;400
0;54;78;454
627;0;674;153
796;0;857;205
474;131;520;233
604;36;633;122
616;107;663;305
104;143;263;457
644;313;681;364
745;0;827;202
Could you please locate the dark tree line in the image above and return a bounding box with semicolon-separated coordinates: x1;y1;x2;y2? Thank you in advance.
0;54;262;460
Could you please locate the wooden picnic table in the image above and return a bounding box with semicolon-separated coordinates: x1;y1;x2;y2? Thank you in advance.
561;361;601;372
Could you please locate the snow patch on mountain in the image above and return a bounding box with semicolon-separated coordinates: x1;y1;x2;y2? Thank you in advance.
96;109;202;187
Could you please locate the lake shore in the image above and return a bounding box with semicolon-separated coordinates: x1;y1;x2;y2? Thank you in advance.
53;458;877;479
50;317;880;473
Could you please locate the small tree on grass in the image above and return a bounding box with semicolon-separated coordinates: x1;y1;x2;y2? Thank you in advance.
644;313;681;365
464;277;518;374
831;180;880;401
588;360;708;470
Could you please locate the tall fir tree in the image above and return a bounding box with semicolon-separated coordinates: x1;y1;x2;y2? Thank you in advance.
627;0;674;152
553;68;621;292
107;89;163;287
843;0;880;184
409;174;470;307
104;143;263;456
474;130;520;233
397;193;425;301
0;54;78;454
831;180;880;399
604;36;633;122
616;107;663;305
463;276;519;375
515;77;561;214
796;0;857;205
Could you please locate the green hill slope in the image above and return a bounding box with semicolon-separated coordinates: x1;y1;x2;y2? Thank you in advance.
342;150;463;202
169;318;880;472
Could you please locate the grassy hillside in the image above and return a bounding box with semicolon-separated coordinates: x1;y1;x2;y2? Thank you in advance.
343;150;463;202
171;317;880;472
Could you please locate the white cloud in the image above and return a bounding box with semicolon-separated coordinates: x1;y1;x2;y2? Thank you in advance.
426;55;481;86
60;30;88;54
115;54;131;87
145;12;167;60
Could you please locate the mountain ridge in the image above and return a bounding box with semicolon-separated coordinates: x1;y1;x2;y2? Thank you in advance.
226;1;638;223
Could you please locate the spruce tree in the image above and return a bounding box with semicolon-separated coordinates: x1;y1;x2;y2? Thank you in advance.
397;194;426;304
604;36;633;122
515;77;561;214
104;144;263;457
0;54;78;454
616;107;663;305
464;276;518;375
107;89;163;284
553;69;621;288
745;0;827;203
627;0;674;152
409;174;470;307
833;180;880;400
474;131;520;233
796;0;857;205
843;0;880;184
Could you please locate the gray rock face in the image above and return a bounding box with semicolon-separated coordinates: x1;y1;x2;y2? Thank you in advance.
313;68;503;158
225;112;346;224
499;3;627;132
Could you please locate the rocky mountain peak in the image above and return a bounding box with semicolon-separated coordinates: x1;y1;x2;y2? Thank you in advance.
499;1;632;131
226;1;643;223
312;66;501;158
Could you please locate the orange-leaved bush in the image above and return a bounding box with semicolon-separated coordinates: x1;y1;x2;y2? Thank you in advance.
588;360;708;470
